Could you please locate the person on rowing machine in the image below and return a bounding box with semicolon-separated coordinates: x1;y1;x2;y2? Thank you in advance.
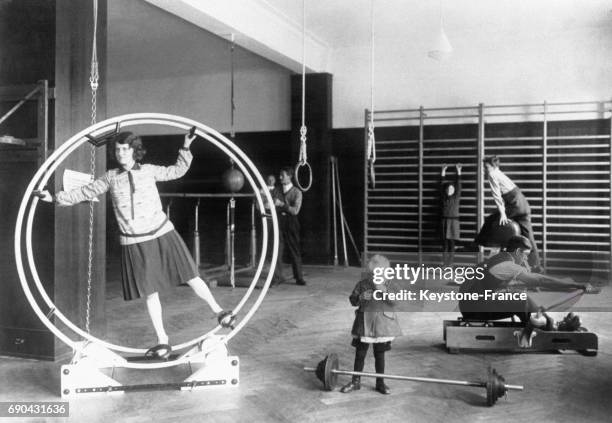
459;235;596;347
34;129;235;360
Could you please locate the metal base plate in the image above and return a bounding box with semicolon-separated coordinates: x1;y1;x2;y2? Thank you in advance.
61;346;240;397
443;319;598;354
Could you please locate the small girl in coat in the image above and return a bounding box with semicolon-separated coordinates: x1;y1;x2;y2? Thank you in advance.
340;254;403;395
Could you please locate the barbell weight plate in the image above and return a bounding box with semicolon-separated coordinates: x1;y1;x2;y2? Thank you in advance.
330;354;339;389
315;358;326;384
324;353;339;391
495;370;507;400
486;368;495;406
486;367;508;406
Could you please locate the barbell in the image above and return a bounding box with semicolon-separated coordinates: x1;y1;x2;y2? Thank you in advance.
304;353;523;406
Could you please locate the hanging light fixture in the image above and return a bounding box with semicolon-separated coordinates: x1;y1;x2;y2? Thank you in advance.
428;0;452;61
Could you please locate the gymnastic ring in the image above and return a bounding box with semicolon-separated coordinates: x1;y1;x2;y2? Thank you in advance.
14;113;279;369
294;161;313;192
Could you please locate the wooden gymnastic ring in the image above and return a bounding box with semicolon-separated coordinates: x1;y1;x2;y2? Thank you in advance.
294;161;313;192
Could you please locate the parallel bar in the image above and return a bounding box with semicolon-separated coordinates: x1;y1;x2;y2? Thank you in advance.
609;108;612;270
368;204;417;208
546;240;609;246
374;164;418;168
377;155;422;160
376;140;418;145
372;172;418;176
368;196;417;200
418;107;424;262
367;188;414;192
331;157;338;266
37;80;49;164
376;148;418;152
422;138;478;143
0;84;41;126
548;152;610;158
547;223;611;228
373;101;611;116
369;227;417;232
548;135;611;140
303;368;524;391
546;249;611;254
160;193;255;198
363;109;369;263
334;157;349;267
547;231;610;238
546;144;609;149
546;214;610;219
250;200;256;268
477;103;485;262
367;235;418;241
542;101;548;268
485;137;543;142
548;171;609;175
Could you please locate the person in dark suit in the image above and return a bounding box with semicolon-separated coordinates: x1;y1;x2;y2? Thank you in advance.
272;166;306;286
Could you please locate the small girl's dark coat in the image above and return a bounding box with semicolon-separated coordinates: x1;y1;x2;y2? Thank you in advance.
349;277;403;338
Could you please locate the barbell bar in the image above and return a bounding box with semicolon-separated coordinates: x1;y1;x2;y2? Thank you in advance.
304;353;523;406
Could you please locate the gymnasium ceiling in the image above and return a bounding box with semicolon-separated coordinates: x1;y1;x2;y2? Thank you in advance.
110;0;612;77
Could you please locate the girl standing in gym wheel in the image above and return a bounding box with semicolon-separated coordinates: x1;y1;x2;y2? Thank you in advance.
34;129;235;360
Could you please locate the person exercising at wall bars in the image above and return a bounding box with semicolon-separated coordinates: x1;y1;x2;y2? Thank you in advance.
476;156;542;272
34;128;235;360
440;164;462;266
459;235;597;348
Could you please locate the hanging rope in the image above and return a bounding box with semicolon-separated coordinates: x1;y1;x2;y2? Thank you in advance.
229;33;236;139
85;0;99;334
366;0;376;189
295;0;312;192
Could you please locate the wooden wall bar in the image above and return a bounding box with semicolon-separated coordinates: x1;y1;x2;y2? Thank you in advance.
290;73;333;264
54;0;107;358
364;102;612;278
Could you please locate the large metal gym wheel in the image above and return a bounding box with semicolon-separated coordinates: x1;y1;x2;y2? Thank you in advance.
14;113;279;369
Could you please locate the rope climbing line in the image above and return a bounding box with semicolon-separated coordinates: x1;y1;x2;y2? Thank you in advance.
367;0;376;189
85;0;99;334
295;0;312;191
230;33;236;138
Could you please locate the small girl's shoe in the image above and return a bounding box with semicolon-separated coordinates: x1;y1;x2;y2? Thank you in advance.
375;381;391;395
340;376;361;393
217;310;236;329
144;344;172;360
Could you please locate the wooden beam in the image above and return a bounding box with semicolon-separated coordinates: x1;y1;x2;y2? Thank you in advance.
144;0;330;73
55;0;107;358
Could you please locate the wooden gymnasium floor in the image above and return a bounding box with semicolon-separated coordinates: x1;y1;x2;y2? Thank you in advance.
1;265;611;423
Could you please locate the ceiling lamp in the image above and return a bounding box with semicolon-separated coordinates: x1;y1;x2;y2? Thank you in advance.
428;0;452;61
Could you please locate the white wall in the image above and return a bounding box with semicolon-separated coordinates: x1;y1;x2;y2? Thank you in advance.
107;1;612;131
107;0;292;135
107;65;291;134
331;12;612;128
